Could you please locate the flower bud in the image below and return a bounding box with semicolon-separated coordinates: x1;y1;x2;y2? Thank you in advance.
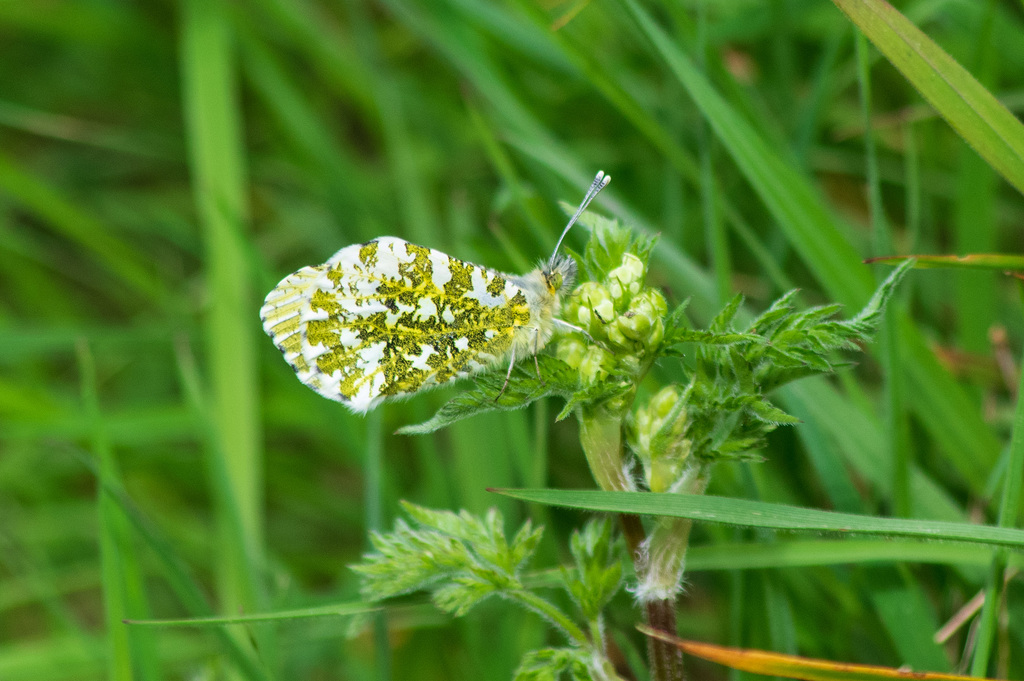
647;317;664;349
580;346;614;385
556;336;587;369
569;282;616;339
593;297;615;326
608;279;623;303
630;385;691;493
619;290;667;346
618;354;641;376
618;311;650;341
608;253;645;304
606;321;630;349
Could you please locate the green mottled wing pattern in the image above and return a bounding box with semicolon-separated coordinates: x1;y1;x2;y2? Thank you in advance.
260;237;533;412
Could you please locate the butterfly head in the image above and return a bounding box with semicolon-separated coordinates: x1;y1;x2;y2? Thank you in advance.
543;254;578;296
542;171;609;297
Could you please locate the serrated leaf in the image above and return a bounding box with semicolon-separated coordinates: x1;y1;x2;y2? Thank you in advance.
709;293;743;332
556;380;633;421
758;366;838;394
514;647;596;681
747;399;801;425
747;289;798;333
662;297;692;334
400;501;488;543
353;502;542;614
510;522;545;571
562;519;623;621
787;304;844;329
663;328;759;349
433;574;502;616
852;259;913;328
397;356;579;435
630;231;659;265
574;209;632;279
729;347;755;393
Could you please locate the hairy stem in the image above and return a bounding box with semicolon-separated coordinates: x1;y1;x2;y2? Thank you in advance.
580;409;685;681
507;589;590;647
621;514;685;681
578;405;631;492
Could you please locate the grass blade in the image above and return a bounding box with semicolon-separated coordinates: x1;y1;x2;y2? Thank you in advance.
971;328;1024;674
831;0;1024;196
617;0;1001;494
493;489;1024;549
180;0;268;674
639;627;992;680
865;254;1024;271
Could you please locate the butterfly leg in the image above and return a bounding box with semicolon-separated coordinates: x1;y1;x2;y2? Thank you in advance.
496;346;517;402
551;318;611;351
552;318;593;341
532;328;542;379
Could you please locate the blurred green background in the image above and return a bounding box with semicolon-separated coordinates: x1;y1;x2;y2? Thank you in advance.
2;0;1024;679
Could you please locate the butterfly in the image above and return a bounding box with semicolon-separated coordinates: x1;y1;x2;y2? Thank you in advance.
260;171;610;413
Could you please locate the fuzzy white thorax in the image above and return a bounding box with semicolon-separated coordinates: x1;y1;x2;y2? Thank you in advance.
507;254;577;356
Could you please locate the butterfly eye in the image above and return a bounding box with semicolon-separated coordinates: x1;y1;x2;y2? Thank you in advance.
549;272;563;291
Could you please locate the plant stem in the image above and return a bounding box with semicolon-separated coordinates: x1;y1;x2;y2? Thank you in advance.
620;514;684;681
580;409;685;681
578;405;631;492
971;329;1024;675
508;589;590;647
646;600;684;681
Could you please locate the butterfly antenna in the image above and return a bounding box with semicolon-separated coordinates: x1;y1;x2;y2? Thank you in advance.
549;170;611;265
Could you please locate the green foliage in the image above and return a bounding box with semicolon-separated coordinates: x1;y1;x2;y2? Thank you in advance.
571;210;657;285
562;519;623;622
514;648;596;681
353;501;542;616
354;504;626;679
665;259;913;465
396;356;582;435
388;217;909;669
408;219;910;480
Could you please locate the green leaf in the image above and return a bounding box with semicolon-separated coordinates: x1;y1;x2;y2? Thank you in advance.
569;209;657;283
661;297;692;334
555;379;633;421
708;293;744;333
865;254;1024;271
433;573;507;617
562;519;623;622
661;328;759;351
747;399;801;426
397;356;580;435
851;259;913;329
493;489;1024;549
746;290;799;335
125;601;378;627
514;648;596;681
572;209;632;282
832;0;1024;196
353;503;543;616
